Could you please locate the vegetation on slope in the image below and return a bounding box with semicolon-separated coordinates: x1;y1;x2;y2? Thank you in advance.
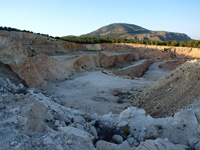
81;23;191;42
0;26;54;38
1;26;199;48
82;23;149;38
60;36;200;48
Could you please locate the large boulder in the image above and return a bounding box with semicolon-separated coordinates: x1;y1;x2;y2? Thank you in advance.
118;107;199;145
0;36;28;66
59;126;95;150
135;138;188;150
96;140;133;150
23;102;46;133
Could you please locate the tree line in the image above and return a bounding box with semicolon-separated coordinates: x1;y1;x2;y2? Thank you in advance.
1;26;199;48
0;26;54;38
60;37;200;48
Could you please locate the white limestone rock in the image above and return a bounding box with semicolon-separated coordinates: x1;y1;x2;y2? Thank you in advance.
117;107;199;145
195;142;200;150
96;140;133;150
112;135;123;144
90;125;98;140
76;123;85;131
119;107;146;120
189;137;200;148
59;126;95;150
42;137;54;145
23;102;46;133
127;137;134;146
135;138;188;150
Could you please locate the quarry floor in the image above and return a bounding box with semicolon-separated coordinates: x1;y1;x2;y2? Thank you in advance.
45;60;171;115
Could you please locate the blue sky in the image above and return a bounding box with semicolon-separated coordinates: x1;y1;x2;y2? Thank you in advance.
0;0;200;39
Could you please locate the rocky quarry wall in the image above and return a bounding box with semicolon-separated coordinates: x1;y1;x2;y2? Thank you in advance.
0;30;200;87
84;43;200;59
1;31;200;149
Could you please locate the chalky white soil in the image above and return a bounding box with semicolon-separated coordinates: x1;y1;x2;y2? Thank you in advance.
46;61;169;115
46;71;150;114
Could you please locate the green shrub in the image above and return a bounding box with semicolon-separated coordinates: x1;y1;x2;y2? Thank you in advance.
163;48;168;51
61;36;200;48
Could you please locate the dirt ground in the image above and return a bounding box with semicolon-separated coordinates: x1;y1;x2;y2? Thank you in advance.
45;71;152;114
45;60;175;115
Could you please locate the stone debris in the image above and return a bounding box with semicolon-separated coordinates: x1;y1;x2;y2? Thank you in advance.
42;137;54;145
195;142;200;150
96;140;133;150
113;90;119;96
112;135;123;144
117;99;123;104
135;138;188;150
189;137;200;148
0;78;199;150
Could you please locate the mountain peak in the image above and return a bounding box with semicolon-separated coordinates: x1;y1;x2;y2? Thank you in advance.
82;23;191;41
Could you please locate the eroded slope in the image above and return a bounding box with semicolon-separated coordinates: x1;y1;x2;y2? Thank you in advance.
138;60;200;117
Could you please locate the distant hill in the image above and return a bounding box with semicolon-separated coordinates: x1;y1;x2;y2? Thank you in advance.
81;23;191;42
62;35;77;38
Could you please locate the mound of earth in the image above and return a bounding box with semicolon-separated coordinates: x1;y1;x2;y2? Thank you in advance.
138;59;200;117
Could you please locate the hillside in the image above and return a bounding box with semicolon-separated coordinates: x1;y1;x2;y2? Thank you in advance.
82;23;191;42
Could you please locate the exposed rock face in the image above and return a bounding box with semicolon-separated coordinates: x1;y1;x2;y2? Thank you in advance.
0;30;73;55
99;53;135;68
171;47;200;59
0;35;28;66
0;30;199;87
158;59;186;71
0;61;27;86
84;43;200;59
12;54;71;87
112;59;153;78
11;51;135;87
